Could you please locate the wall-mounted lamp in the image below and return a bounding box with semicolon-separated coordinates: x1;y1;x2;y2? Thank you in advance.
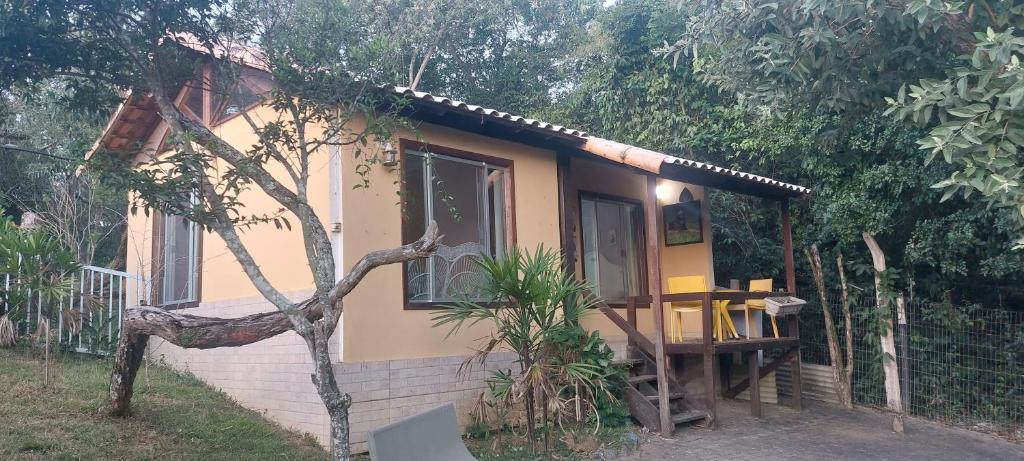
380;140;398;167
655;183;671;201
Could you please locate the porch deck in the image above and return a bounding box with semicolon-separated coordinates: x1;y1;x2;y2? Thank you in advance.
665;336;799;355
598;288;804;435
554;144;807;436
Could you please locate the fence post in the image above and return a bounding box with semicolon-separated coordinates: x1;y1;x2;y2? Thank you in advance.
897;294;910;419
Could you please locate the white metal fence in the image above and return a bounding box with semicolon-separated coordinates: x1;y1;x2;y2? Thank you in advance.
1;264;148;355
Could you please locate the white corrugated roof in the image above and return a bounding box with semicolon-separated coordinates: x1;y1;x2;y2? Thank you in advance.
396;86;809;196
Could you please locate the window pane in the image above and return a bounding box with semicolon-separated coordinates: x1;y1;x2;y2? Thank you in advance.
487;167;505;259
402;153;426;243
430;156;485;300
581;197;641;304
431;156;484;247
184;85;204;122
162;214;197;304
402;153;430;301
402;150;507;303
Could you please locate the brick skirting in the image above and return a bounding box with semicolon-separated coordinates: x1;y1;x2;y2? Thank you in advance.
147;292;541;453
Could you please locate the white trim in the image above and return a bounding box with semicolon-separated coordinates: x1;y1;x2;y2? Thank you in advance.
328;143;344;360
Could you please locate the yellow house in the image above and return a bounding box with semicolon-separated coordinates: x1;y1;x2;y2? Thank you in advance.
91;57;809;451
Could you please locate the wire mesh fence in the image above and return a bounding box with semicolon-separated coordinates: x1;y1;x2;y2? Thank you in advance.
799;289;1024;440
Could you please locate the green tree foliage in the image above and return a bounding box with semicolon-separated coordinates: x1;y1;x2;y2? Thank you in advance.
545;0;1024;305
0;82;125;266
346;0;597;114
664;0;1024;248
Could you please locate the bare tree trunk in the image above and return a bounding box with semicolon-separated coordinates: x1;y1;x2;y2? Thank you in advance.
304;320;351;461
107;303;316;415
109;333;150;416
836;252;854;403
863;233;904;433
804;244;853;408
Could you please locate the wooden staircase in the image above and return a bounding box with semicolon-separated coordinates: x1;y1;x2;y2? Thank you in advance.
616;350;707;433
596;299;708;434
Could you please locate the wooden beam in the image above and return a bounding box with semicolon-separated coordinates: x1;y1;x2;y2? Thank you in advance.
781;198;796;294
556;152;577;274
626;296;637;350
598;304;656;357
747;350;762;417
787;314;803;411
631;291;791;304
780;199;802;410
723;346;799;398
644;175;672;436
701;291;716;426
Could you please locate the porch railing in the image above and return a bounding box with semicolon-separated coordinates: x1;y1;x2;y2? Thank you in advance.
1;264;149;355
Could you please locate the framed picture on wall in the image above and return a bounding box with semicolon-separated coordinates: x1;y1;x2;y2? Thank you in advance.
663;200;703;246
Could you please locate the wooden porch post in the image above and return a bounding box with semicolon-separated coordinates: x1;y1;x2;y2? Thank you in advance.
746;350;761;417
556;152;577;274
644;175;673;436
702;291;716;425
781;198;802;410
781;198;796;294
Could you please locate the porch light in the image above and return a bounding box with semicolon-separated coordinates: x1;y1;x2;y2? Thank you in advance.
379;140;398;167
655;183;671;201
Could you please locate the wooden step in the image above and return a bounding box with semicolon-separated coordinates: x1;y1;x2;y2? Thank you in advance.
613;358;644;367
671;410;707;425
644;392;685;402
627;374;658;384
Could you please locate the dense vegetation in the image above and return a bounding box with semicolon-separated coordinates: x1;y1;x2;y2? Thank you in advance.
540;1;1024;307
4;0;1021;304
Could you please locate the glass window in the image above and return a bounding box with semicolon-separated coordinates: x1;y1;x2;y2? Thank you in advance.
212;67;271;123
580;196;642;304
183;84;204;122
161;212;199;305
403;149;509;303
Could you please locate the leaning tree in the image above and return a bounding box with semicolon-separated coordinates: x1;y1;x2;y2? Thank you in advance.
2;1;443;459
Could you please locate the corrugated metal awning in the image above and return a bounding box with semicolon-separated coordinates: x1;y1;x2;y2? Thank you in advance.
581;137;809;198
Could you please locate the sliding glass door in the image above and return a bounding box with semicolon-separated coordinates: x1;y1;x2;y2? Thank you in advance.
580;195;644;304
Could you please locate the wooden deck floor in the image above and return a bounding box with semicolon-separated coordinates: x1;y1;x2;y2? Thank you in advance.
665;336;799;355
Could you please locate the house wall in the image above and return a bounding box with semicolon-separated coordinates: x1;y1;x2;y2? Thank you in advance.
339;121;563;362
125;103;342;446
122;104;717;452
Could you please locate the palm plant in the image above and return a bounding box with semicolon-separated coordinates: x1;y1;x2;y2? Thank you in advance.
432;245;622;455
0;214;81;384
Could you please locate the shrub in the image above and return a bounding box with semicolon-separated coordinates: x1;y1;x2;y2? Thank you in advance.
432;245;625;455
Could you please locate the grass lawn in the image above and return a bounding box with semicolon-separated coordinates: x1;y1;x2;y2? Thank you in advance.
0;347;328;460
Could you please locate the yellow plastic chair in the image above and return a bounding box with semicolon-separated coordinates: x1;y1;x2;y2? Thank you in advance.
744;278;779;338
666;275;706;343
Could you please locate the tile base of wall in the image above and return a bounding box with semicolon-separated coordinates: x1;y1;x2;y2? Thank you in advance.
148;294;627;453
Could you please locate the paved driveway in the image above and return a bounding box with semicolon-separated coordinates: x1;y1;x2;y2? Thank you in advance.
617;400;1024;461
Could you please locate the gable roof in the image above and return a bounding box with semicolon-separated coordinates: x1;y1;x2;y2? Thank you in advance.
89;42;809;199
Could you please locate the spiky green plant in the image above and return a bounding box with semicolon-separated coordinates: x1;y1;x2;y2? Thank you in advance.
0;214;80;362
432;245;622;455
